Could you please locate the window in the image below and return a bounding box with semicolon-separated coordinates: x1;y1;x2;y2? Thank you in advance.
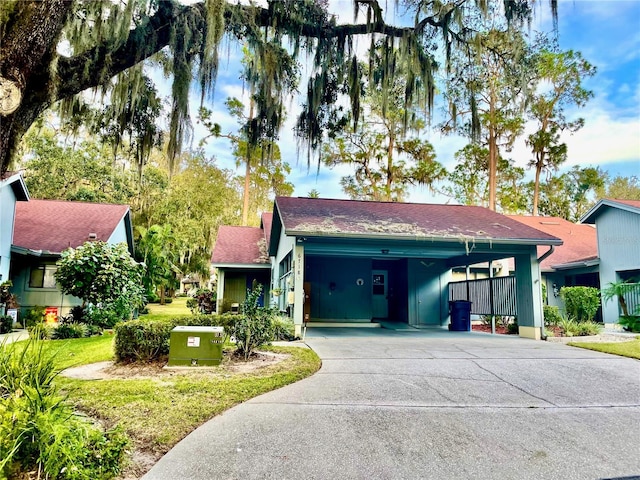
29;265;57;288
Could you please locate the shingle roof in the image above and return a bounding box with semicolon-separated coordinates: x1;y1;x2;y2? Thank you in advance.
261;212;273;246
275;197;561;245
13;199;129;254
507;216;597;271
581;198;640;224
211;226;270;266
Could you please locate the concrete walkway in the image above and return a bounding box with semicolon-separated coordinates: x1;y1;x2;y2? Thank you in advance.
0;329;28;344
143;329;640;480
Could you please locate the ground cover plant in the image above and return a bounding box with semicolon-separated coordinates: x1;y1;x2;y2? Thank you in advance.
568;338;640;360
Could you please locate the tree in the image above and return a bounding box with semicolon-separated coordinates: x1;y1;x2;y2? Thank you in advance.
526;45;595;215
443;26;531;210
135;224;178;304
534;166;605;221
0;0;545;176
596;175;640;201
445;144;527;213
323;44;445;202
54;241;145;325
200;95;294;226
20;129;134;202
147;150;241;276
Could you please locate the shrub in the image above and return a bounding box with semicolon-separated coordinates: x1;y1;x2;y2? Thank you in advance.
272;316;295;341
114;314;237;362
0;315;13;334
618;316;640;333
190;288;216;314
52;322;87;339
576;320;602;336
24;306;46;328
543;305;563;327
506;317;518;334
0;339;128;479
232;284;275;360
558;317;602;337
28;324;54;340
560;286;601;323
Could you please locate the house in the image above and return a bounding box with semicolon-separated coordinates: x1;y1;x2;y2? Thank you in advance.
0;172;29;285
10;199;134;320
211;213;273;312
506;216;599;312
581;199;640;327
227;197;559;339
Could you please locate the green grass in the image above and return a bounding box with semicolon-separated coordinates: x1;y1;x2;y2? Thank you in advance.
142;295;192;320
568;338;640;360
60;346;320;457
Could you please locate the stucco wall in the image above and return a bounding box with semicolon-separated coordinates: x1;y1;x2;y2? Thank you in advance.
0;184;16;283
595;207;640;324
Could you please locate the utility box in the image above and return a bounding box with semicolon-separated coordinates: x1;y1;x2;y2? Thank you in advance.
168;326;224;367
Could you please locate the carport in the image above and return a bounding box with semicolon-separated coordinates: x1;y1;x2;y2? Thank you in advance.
269;197;562;339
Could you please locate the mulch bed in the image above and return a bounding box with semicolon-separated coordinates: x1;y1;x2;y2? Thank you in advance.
471;324;513;335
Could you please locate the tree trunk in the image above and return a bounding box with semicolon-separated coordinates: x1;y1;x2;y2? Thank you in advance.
385;132;395;201
488;129;497;211
532;156;542;216
241;96;255;226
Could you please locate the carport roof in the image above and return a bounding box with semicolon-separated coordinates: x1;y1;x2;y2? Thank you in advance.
273;197;562;246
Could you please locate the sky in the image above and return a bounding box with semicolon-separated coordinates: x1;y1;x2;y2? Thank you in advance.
170;0;640;204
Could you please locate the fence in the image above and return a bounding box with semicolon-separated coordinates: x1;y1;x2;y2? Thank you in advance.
623;283;640;315
448;276;517;317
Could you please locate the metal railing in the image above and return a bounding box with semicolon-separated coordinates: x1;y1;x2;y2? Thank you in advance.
449;276;517;317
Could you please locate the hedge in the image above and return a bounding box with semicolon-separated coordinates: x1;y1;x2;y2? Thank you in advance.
114;314;240;363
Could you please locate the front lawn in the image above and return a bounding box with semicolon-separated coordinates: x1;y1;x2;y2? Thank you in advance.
16;320;320;477
568;338;640;360
142;295;192;320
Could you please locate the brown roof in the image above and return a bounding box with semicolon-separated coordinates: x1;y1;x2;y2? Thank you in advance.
13;199;129;254
261;212;273;247
608;198;640;209
212;226;269;266
275;197;561;245
507;216;597;271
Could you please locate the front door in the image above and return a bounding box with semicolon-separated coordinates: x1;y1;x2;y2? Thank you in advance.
372;270;388;318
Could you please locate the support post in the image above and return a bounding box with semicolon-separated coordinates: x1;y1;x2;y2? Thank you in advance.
216;269;225;313
514;248;544;340
293;243;305;337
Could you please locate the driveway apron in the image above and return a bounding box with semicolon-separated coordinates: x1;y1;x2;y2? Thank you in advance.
143;329;640;480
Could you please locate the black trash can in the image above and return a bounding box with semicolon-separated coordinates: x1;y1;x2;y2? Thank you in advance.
449;300;472;331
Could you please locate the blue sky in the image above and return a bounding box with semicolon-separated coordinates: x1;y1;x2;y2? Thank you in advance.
179;0;640;203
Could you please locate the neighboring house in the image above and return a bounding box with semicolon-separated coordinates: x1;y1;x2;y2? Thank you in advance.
212;213;273;312
581;199;640;327
10;199;134;319
507;216;599;313
0;172;29;284
260;197;560;339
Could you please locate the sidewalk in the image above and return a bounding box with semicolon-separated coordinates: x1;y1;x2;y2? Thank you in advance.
0;329;29;344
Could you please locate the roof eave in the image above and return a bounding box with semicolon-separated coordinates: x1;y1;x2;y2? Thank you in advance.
11;245;60;257
286;230;563;247
551;258;600;271
212;262;271;269
581;199;640;224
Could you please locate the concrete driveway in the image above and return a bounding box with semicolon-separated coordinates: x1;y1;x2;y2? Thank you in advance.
143;329;640;480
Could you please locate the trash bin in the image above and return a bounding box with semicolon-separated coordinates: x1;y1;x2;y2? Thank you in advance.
168;326;224;366
449;300;472;331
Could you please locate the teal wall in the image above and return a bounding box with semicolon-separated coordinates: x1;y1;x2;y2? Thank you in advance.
306;256;372;320
0;183;16;283
408;259;450;326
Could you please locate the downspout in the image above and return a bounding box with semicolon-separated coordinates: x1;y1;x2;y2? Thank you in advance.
537;246;555;340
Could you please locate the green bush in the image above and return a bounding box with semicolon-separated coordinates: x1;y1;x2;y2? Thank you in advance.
190;288;216;314
0;339;128;479
558;317;602;337
272;316;295;341
232;284;275;360
560;286;601;323
52;323;87;339
24;306;46;328
114;314;238;362
28;324;54;340
0;315;12;334
543;305;563;327
618;316;640;333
